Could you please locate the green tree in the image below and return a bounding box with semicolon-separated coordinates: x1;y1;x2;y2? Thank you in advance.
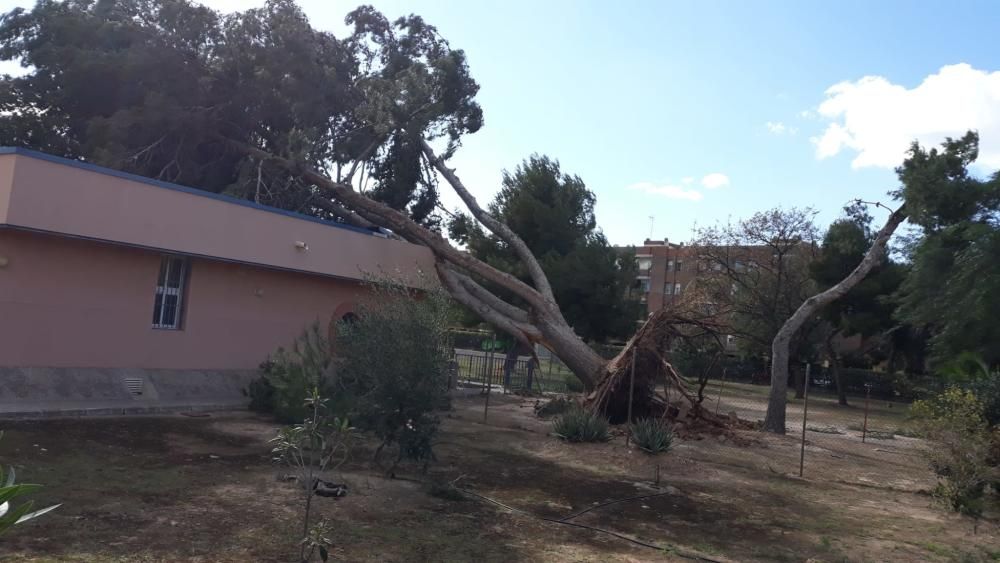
0;0;481;226
894;132;1000;368
450;155;640;343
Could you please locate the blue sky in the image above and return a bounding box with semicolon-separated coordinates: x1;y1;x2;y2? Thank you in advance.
4;0;1000;244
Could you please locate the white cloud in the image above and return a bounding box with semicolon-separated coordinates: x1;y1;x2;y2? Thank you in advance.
799;110;816;119
813;63;1000;169
700;173;730;189
765;121;798;136
681;176;695;185
627;182;703;201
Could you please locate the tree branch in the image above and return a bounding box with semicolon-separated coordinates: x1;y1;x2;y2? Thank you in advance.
343;136;383;184
223;137;554;314
312;197;377;229
419;139;559;307
436;262;541;346
449;268;532;324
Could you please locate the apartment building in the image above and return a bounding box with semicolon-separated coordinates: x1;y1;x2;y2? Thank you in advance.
634;238;703;315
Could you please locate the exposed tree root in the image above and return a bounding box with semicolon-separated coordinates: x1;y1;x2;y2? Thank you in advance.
585;309;732;431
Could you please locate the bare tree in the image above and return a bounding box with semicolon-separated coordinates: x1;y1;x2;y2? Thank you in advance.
691;208;821;358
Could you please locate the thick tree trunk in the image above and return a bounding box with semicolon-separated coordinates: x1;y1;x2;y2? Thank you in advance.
537;317;606;389
763;205;906;433
764;338;793;433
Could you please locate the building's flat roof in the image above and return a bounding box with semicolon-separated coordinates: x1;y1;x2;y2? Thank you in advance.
0;147;435;282
0;147;373;237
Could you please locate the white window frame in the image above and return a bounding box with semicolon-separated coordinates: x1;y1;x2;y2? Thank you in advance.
674;282;682;295
152;256;189;330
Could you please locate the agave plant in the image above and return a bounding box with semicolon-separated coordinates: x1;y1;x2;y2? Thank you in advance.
0;433;60;534
629;418;675;455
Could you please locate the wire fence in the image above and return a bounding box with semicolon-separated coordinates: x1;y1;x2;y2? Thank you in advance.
701;363;931;481
448;329;932;482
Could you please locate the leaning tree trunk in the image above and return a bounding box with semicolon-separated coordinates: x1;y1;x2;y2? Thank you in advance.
763;205;906;433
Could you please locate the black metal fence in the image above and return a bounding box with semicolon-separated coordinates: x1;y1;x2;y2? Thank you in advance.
453;350;543;392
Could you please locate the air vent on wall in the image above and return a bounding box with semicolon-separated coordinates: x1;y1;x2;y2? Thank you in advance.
124;378;144;397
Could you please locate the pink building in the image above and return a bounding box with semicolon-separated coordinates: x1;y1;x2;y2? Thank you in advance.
0;148;434;416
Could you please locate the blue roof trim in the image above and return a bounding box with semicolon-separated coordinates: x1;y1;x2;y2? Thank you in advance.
0;146;375;237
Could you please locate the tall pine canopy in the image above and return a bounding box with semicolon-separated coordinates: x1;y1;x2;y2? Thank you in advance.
0;0;482;226
893;133;1000;367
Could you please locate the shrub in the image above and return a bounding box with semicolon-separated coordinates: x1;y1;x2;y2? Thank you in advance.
911;387;998;518
629;418;674;454
552;406;610;443
245;368;276;414
970;375;1000;427
250;323;333;423
335;277;454;472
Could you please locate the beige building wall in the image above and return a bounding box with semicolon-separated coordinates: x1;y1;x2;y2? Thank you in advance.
0;229;366;370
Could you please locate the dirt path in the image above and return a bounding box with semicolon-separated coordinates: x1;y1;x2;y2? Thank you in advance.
1;396;997;562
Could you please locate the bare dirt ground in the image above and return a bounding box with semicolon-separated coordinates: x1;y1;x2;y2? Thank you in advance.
1;393;998;562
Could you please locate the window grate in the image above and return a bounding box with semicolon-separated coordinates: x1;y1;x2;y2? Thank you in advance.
152;256;188;329
124;378;144;397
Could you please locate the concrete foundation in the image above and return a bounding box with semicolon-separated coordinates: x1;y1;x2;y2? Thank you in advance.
0;367;256;418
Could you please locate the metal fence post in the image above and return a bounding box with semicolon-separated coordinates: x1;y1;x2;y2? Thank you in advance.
626;347;637;447
484;333;495;423
715;367;727;416
546;353;554;392
798;363;811;478
862;383;872;443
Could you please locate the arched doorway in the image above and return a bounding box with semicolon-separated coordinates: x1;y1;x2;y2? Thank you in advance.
328;303;358;357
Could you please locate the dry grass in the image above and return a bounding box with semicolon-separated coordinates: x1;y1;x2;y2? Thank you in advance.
1;393;997;562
